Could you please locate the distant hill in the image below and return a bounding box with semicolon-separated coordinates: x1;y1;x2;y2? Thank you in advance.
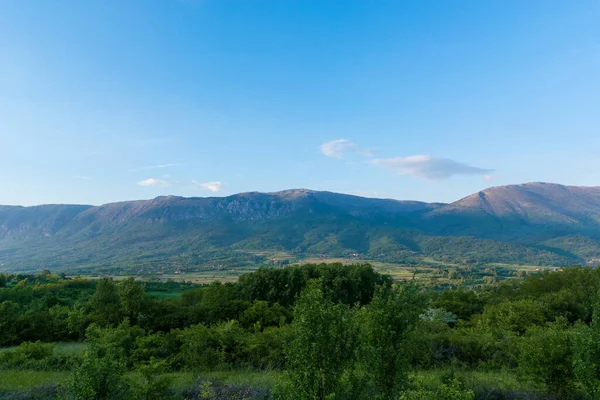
2;183;600;272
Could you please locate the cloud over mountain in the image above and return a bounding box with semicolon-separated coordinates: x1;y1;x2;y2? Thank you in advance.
372;155;493;180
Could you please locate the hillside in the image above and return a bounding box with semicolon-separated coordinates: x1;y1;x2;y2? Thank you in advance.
2;183;600;272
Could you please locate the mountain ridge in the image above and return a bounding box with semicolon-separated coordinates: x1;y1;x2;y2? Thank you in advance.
2;182;600;272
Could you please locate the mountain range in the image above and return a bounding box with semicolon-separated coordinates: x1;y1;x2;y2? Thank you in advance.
2;182;600;273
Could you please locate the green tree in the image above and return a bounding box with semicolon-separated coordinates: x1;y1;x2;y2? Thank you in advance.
71;332;131;399
476;299;549;335
90;278;122;326
274;279;360;400
118;278;145;323
86;320;145;369
179;324;222;371
572;291;600;399
362;284;424;399
240;300;288;329
0;301;21;345
131;358;173;400
518;317;574;396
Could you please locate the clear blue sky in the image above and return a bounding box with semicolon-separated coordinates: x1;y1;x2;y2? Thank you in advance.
1;1;599;206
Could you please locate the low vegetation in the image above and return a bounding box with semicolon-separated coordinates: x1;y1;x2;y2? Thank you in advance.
2;264;600;399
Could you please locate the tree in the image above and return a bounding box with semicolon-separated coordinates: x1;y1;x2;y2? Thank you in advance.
240;300;288;329
71;323;135;399
179;324;222;371
0;301;21;345
518;317;574;396
475;299;549;335
361;284;424;399
572;291;600;399
118;278;145;323
89;278;122;326
131;359;173;400
274;279;361;400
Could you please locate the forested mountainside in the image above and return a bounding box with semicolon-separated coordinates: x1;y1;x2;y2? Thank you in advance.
2;183;600;272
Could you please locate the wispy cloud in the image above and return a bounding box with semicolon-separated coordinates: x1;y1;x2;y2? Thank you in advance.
130;163;182;172
137;178;172;187
372;155;493;180
74;175;91;180
193;181;223;192
345;190;381;198
320;139;372;159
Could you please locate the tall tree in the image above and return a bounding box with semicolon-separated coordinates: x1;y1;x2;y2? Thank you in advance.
275;279;360;400
361;283;424;399
117;278;145;323
573;290;600;399
89;278;122;326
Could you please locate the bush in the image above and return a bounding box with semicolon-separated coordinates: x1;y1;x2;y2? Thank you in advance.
179;378;270;400
178;324;222;371
518;318;575;396
131;359;173;400
0;341;75;371
400;378;475;400
70;346;131;400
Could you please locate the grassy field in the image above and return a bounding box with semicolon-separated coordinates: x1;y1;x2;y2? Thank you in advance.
79;255;551;287
0;370;70;390
53;342;87;357
0;342;87;357
0;367;543;398
412;368;543;394
0;369;279;392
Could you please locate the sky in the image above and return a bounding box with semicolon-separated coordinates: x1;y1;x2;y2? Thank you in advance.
1;0;599;206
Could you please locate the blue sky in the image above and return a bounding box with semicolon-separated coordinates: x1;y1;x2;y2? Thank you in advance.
1;1;599;206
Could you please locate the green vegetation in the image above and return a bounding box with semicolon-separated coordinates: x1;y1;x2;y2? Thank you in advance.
3;264;600;398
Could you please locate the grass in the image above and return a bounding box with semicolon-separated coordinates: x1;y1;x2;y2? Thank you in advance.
0;342;87;357
0;370;70;390
127;369;280;390
0;368;279;393
53;342;86;357
146;290;185;299
196;369;280;389
412;368;545;395
0;366;546;398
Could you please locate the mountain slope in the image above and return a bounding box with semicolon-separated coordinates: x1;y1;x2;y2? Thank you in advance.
434;182;600;224
423;182;600;241
1;184;600;272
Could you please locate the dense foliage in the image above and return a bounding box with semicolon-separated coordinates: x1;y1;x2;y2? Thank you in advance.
3;264;600;399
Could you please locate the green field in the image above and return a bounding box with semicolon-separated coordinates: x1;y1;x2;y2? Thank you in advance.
0;370;70;391
91;255;551;287
0;367;540;397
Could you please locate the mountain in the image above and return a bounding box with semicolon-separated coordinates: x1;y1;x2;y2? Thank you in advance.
2;183;600;272
434;182;600;224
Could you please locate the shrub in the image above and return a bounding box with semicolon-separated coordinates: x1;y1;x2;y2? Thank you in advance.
518;317;575;396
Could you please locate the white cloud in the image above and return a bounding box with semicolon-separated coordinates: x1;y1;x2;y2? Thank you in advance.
130;163;182;172
320;139;371;159
193;181;223;192
372;155;493;180
74;175;91;180
137;178;172;187
345;190;381;198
